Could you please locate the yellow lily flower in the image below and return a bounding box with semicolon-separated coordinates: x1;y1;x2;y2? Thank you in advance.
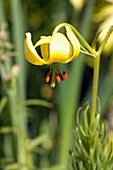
24;26;80;87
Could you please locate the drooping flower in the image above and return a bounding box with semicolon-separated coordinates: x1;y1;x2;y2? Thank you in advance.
24;26;80;87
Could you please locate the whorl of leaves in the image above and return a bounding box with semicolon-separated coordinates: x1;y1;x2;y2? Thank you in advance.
70;101;113;170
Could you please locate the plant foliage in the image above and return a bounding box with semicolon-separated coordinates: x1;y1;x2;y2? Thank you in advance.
70;102;113;170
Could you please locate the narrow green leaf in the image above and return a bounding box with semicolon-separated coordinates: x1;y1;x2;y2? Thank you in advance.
108;154;113;169
77;108;87;137
79;140;89;159
97;156;101;170
91;30;103;50
93;130;99;158
75;141;82;158
82;102;90;135
0;97;8;114
75;127;81;141
90;114;100;137
90;149;95;170
21;99;54;109
100;122;106;146
27;134;49;150
71;152;77;170
79;161;85;170
83;101;89;112
105;142;112;159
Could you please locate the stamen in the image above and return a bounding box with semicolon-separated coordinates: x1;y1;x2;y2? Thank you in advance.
45;64;68;87
50;71;53;78
45;73;50;83
63;71;68;80
56;74;60;83
59;73;64;81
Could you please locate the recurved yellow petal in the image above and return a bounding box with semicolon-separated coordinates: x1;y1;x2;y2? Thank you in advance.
65;26;80;63
40;36;51;61
49;33;72;64
24;32;46;65
34;36;51;48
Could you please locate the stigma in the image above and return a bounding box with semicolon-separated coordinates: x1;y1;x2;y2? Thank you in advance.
45;63;68;88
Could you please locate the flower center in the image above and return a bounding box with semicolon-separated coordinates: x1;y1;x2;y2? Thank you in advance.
45;63;68;88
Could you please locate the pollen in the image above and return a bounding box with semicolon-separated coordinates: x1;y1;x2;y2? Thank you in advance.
59;72;64;81
63;71;68;80
56;74;60;83
45;73;50;83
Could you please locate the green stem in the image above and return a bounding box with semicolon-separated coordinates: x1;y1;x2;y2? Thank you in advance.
90;26;113;127
0;63;30;169
90;54;100;127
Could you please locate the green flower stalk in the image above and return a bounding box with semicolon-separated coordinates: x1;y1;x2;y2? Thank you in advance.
90;25;113;127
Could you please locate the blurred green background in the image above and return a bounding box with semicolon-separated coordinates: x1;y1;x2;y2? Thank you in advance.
0;0;113;169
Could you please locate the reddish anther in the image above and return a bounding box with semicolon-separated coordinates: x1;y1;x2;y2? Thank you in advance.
56;74;60;83
45;73;50;83
0;55;6;62
59;72;64;81
63;71;68;80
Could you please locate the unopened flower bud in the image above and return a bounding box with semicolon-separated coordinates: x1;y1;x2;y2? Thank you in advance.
0;30;7;41
5;42;13;49
0;55;7;63
4;76;11;83
12;64;20;76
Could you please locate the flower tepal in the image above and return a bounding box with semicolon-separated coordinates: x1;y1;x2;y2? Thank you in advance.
24;25;80;87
